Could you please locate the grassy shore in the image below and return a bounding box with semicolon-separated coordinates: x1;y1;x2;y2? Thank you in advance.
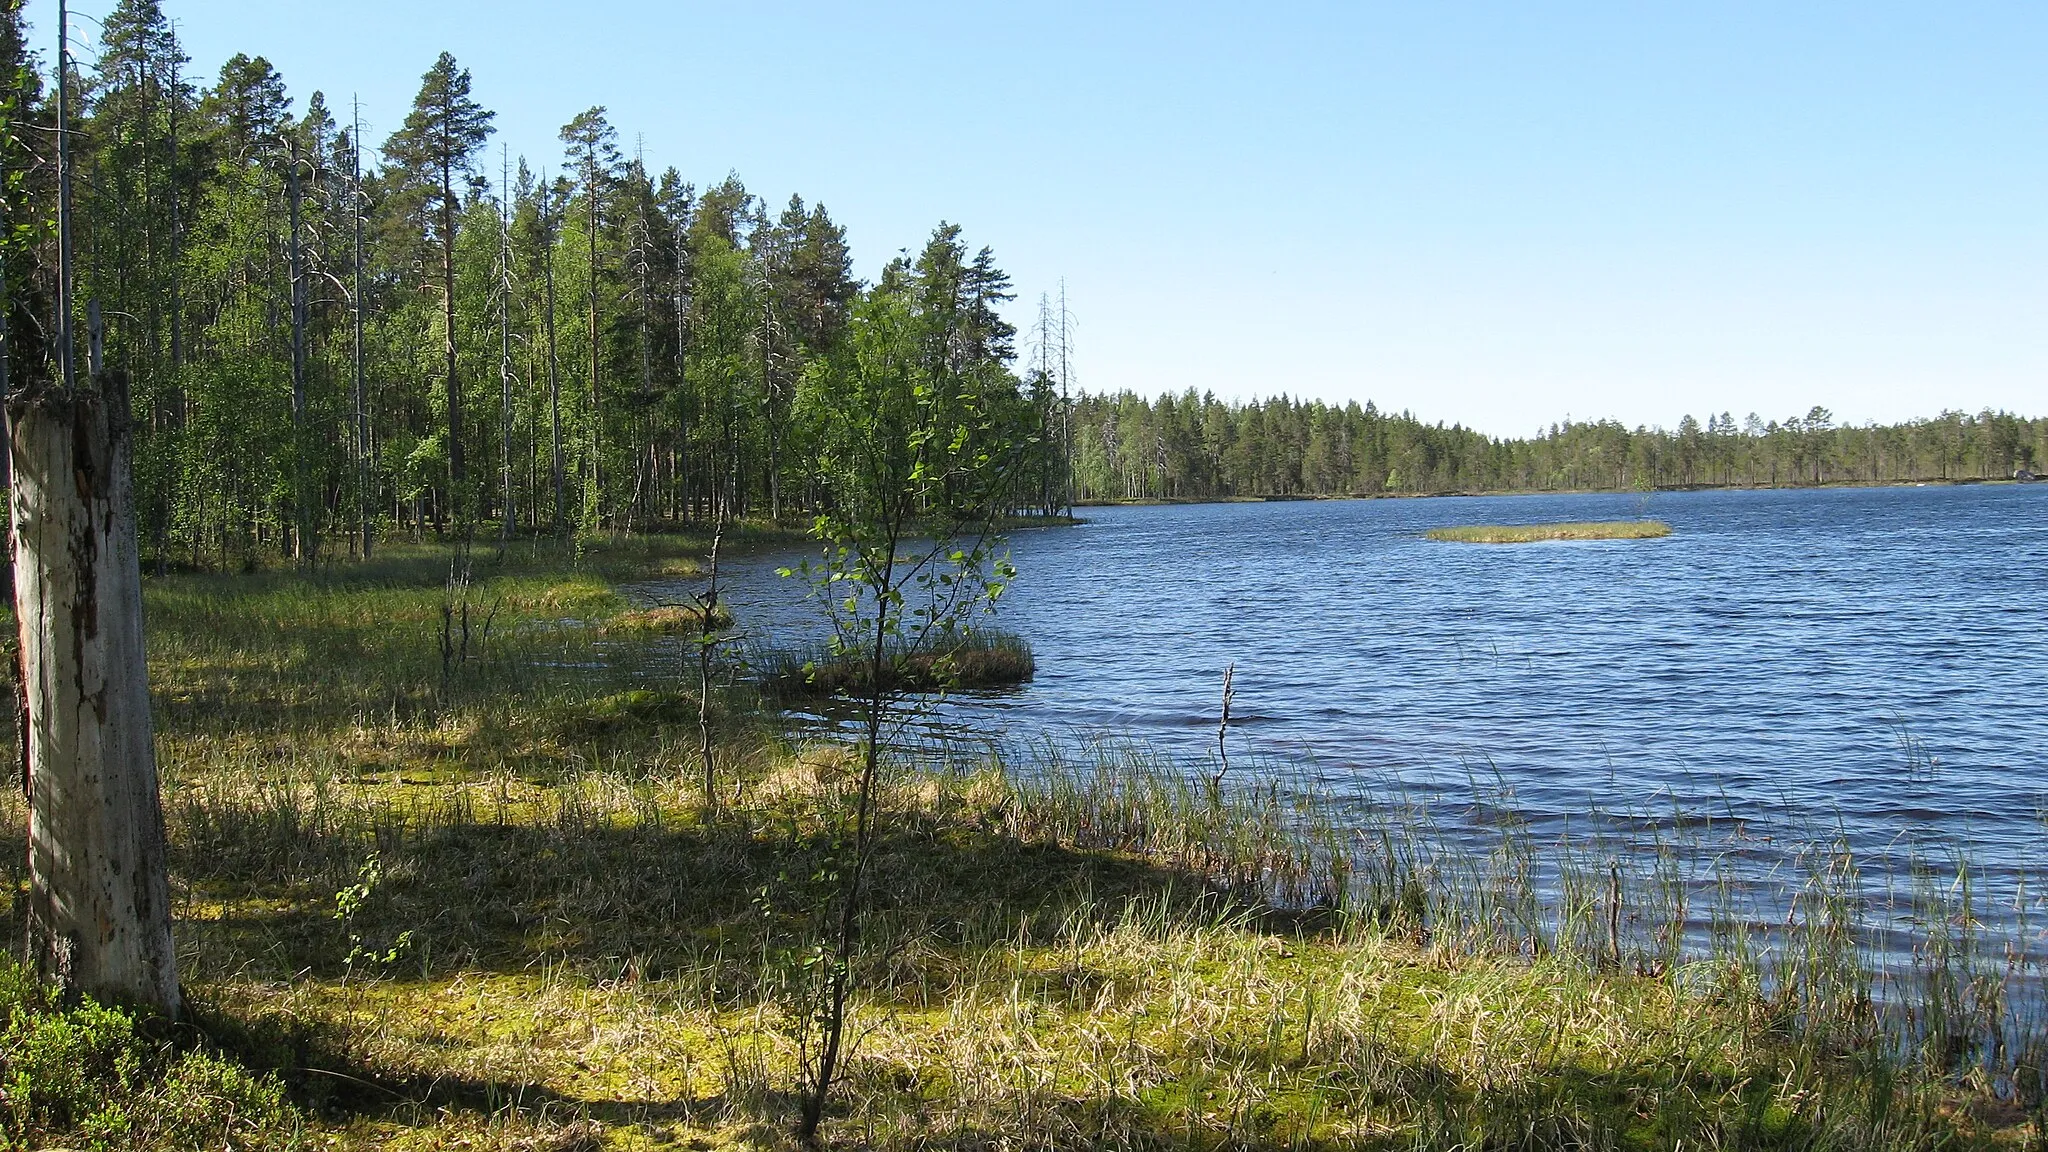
0;532;2036;1149
1427;520;1674;543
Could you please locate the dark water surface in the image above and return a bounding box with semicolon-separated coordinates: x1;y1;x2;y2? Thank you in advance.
648;484;2048;927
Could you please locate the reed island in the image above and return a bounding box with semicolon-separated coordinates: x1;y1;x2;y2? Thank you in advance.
1427;520;1675;543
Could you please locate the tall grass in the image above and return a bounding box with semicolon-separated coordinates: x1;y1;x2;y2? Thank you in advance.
138;733;2048;1146
923;733;2048;1108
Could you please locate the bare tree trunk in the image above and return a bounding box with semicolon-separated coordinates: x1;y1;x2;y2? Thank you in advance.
352;99;372;560
499;149;515;549
543;186;564;536
287;139;312;562
696;515;724;809
8;370;181;1018
763;297;781;524
586;180;601;525
442;155;466;527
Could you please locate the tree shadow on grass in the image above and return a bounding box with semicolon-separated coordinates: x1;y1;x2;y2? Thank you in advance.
170;799;1262;1141
172;787;1224;986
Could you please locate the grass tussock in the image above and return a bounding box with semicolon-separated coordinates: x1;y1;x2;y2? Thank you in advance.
1427;519;1673;543
0;532;2038;1149
600;603;734;636
762;628;1035;700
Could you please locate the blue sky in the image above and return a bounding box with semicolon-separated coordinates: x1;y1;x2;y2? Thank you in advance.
30;1;2047;436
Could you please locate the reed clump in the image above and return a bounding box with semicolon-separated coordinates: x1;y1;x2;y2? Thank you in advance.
0;536;2036;1149
762;628;1035;699
1428;519;1673;542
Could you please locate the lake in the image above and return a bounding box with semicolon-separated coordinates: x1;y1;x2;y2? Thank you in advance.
644;484;2048;941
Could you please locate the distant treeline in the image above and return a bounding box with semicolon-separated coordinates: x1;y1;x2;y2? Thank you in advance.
1070;393;2046;500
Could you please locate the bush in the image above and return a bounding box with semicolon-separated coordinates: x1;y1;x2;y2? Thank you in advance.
0;960;295;1150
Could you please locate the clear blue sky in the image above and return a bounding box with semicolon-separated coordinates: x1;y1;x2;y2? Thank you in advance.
29;1;2047;436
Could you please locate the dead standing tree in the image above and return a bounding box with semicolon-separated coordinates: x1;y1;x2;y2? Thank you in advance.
4;1;179;1019
10;340;181;1018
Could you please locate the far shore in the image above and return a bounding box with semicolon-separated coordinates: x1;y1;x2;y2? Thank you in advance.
1073;474;2034;509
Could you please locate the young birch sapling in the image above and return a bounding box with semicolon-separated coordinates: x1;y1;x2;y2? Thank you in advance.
780;239;1022;1142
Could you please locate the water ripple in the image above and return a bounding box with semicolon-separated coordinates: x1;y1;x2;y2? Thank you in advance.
655;484;2048;923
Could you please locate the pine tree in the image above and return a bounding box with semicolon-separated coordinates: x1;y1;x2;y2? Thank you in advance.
0;0;47;390
558;107;618;523
385;52;493;517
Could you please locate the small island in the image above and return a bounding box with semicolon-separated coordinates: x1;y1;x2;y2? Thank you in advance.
764;629;1037;699
1427;520;1673;543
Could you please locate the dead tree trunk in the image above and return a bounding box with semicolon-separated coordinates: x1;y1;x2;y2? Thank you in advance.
8;369;181;1018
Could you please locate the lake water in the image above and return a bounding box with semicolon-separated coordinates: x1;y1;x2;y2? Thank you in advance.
644;484;2048;942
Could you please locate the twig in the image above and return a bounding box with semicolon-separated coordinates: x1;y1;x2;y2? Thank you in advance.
1210;662;1235;799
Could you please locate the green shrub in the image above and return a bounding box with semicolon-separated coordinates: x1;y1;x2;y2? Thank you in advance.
2;994;141;1136
0;960;294;1150
130;1050;293;1150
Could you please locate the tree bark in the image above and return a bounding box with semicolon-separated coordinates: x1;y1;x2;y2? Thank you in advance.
442;153;466;496
287;140;312;561
9;371;180;1018
586;177;601;523
544;190;564;535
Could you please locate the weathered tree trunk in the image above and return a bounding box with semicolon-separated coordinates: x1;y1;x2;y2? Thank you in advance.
8;371;181;1018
